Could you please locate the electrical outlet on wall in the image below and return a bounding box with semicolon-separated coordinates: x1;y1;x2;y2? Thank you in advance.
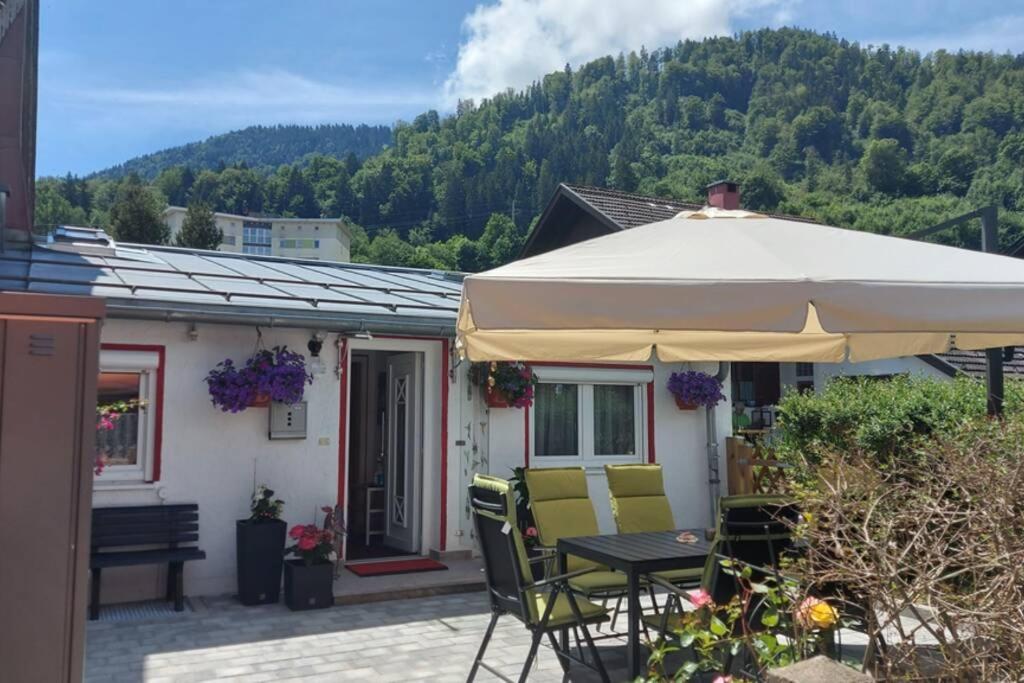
318;437;331;446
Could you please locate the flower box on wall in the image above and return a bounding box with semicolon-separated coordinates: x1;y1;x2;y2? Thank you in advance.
674;396;699;411
248;392;271;408
485;386;510;408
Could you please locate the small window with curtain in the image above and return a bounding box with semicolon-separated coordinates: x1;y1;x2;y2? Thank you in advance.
530;367;650;467
96;348;161;483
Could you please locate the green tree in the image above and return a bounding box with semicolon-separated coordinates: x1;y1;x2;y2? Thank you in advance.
34;180;89;229
175;202;223;250
109;176;169;245
860;139;908;195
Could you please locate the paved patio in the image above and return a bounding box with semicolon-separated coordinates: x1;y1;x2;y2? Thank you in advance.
85;590;635;682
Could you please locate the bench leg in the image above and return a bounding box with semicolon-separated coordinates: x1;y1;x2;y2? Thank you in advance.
168;561;184;611
89;568;101;621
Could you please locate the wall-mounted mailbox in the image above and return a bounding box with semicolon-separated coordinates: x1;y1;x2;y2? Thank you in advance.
269;401;307;439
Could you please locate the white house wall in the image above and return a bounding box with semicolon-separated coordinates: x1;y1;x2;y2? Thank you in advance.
814;356;949;387
94;319;473;603
486;361;732;534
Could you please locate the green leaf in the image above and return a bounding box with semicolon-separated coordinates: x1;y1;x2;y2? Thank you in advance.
761;607;780;627
678;633;695;647
709;616;728;636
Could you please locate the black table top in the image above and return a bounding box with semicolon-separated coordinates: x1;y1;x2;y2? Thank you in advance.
557;529;712;575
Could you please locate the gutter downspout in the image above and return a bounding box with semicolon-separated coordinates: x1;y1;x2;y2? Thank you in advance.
706;362;729;524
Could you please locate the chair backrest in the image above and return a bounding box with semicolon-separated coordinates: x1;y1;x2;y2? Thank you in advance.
524;467;601;572
702;494;798;604
469;474;537;623
605;464;675;533
91;504;200;551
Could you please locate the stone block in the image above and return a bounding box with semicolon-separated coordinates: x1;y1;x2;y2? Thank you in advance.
767;656;873;683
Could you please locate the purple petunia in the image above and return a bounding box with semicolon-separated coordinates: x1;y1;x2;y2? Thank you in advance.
205;346;313;412
666;371;725;409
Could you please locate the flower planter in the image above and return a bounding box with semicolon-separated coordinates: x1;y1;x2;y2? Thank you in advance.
248;391;271;408
485;386;511;408
674;396;699;411
236;518;286;605
283;560;334;611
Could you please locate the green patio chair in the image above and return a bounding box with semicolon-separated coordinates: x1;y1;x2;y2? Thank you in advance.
643;494;799;637
467;474;610;683
605;464;703;588
524;467;631;599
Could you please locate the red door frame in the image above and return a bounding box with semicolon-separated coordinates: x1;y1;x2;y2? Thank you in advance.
336;335;450;554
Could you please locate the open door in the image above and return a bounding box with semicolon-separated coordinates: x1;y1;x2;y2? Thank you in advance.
384;352;422;553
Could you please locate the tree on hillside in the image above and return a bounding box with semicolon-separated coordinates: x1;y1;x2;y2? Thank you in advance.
35;181;89;229
109;176;169;245
175;202;222;250
860;139;909;195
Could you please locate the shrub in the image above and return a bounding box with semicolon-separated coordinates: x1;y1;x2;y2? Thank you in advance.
773;374;1023;471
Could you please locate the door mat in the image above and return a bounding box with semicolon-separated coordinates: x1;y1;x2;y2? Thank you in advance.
346;558;448;577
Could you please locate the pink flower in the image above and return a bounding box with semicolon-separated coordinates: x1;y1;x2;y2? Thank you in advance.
297;535;317;551
712;676;732;683
524;527;538;538
288;524;306;540
687;588;714;610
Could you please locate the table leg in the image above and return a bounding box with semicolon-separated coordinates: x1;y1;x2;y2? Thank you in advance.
627;569;641;679
557;551;568;658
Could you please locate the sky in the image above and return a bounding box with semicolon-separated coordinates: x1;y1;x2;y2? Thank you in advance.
37;0;1024;177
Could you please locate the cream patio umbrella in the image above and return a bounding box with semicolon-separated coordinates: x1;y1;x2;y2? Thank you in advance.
457;208;1024;363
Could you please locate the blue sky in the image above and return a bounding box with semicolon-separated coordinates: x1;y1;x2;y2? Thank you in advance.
38;0;1024;177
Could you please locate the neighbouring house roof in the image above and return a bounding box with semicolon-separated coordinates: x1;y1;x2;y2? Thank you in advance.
561;184;704;230
927;349;1024;378
0;242;463;335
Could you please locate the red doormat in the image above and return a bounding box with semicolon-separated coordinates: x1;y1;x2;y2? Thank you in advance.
346;558;448;577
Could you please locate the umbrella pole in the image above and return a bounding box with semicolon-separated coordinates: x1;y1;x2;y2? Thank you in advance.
981;207;1004;418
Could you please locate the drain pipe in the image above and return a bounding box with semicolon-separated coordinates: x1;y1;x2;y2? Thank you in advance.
705;362;730;524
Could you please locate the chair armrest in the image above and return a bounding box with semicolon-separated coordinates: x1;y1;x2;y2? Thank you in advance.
527;546;557;564
646;574;694;595
524;566;595;591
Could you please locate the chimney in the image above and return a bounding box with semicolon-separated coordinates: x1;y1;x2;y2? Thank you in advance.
706;180;740;210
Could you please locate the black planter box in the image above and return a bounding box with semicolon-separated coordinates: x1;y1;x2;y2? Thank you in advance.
236;519;286;606
283;560;334;611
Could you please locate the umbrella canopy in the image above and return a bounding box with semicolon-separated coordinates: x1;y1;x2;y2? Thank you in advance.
457;209;1024;362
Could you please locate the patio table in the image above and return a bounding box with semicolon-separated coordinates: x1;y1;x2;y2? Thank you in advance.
556;529;712;679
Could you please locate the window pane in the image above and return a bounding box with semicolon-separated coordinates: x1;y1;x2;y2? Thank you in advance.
593;385;636;456
96;372;141;467
534;383;578;456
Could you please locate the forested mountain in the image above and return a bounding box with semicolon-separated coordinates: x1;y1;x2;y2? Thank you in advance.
38;28;1024;271
90;124;393;180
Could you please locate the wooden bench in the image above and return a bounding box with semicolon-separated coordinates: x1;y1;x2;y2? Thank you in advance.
90;504;207;620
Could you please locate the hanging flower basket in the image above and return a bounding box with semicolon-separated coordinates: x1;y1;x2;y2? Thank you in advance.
667;370;725;411
485;385;511;408
471;361;537;409
674;396;699;411
205;346;313;413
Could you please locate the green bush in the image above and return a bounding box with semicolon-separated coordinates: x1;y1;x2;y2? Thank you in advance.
773;374;1024;468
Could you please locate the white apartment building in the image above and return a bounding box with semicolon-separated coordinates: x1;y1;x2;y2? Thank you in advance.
163;207;352;262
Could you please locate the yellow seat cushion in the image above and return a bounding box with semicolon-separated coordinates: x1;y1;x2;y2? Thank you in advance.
531;591;609;628
652;567;703;585
568;570;630;595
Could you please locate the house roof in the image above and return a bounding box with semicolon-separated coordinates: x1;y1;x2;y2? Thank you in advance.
0;242;463;335
930;349;1024;378
561;184;704;230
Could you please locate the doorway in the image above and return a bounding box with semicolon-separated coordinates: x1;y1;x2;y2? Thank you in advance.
345;349;424;561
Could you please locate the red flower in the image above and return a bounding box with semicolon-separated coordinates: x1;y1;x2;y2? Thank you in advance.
524;527;538;538
297;535;317;551
288;524;306;539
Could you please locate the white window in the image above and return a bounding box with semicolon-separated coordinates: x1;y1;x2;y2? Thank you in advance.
529;366;651;468
96;349;161;483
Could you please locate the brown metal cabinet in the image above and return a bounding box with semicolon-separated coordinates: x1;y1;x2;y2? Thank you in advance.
0;292;105;683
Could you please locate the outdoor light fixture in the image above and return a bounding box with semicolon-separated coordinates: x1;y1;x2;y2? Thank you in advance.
307;332;326;375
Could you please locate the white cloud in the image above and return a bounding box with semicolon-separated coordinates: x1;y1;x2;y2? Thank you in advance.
442;0;789;105
44;68;437;130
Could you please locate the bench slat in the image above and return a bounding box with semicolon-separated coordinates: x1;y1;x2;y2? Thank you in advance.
90;547;207;568
92;532;200;547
